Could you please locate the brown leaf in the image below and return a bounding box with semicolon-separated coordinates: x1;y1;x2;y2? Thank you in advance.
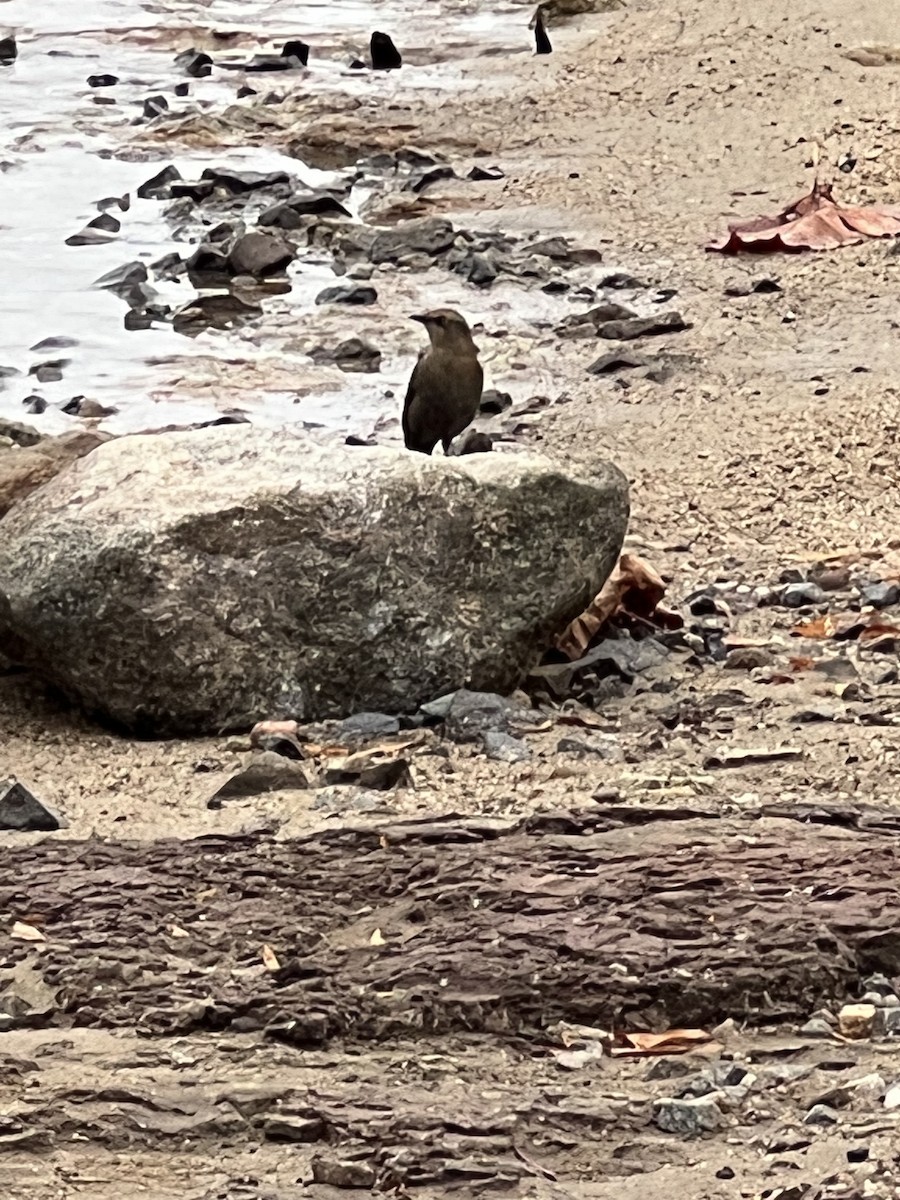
788;655;814;672
261;944;281;971
708;179;900;254
610;1028;713;1057
557;552;680;661
791;614;840;639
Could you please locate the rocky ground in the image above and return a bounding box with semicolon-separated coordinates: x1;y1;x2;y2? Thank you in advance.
5;0;900;1195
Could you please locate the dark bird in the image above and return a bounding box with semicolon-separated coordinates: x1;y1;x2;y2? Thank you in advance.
534;5;552;54
402;309;484;455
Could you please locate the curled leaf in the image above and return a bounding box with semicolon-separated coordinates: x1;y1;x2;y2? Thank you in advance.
708;180;900;254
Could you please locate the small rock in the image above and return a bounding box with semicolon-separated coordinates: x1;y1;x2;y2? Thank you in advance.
142;94;168;119
456;252;498;287
781;581;826;608
30;335;77;351
873;1007;900;1037
87;73;118;87
174;81;189;96
137;164;182;199
862;581;900;609
89;213;120;234
227;230;295;277
810;565;851;591
338;712;401;738
482;731;530;763
311;1157;377;1189
586;350;649;375
315;284;377;306
601;272;646;289
175;48;212;77
65;227;116;247
442;689;525;742
281;39;310;65
208;752;311;807
455;430;493;455
370;31;401;70
798;1017;837;1038
724;646;773;671
468;165;504;182
0;419;42;448
557;734;622;761
310;337;381;373
652;1096;723;1136
409;166;456;193
839;1003;876;1039
0;780;63;832
479;388;512;414
262;1114;324;1142
884;1082;900;1109
77;399;118;420
0;35;17;61
259;190;352;226
23;396;47;415
92;260;149;300
598;311;689;340
558;303;636;336
716;1167;736;1180
804;1103;840;1126
369;217;455;264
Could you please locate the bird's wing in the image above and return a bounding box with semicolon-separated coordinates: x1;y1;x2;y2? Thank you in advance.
401;350;427;444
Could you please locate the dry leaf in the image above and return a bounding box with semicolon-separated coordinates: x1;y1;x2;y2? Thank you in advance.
859;621;900;644
557;552;681;660
708;179;900;254
788;655;814;672
610;1028;713;1057
261;944;281;971
11;921;46;943
791;614;840;639
369;928;386;946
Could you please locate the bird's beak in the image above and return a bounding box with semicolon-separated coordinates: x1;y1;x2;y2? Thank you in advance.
410;313;428;325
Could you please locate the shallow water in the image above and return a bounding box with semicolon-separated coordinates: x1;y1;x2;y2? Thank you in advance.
0;0;570;437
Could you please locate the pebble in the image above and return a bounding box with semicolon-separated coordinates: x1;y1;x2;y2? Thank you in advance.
652;1096;723;1136
799;1017;837;1038
781;581;826;608
724;646;773;671
861;581;900;609
804;1103;840;1125
0;35;17;61
482;732;531;763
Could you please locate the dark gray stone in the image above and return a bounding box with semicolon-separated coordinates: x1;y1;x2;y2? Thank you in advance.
0;780;63;831
370;31;401;70
369;218;455;264
338;712;401;738
482;732;531;763
444;689;524;742
175;48;212;78
653;1096;723;1136
315;285;377;306
310;337;381;373
862;582;900;609
781;582;826;608
137;165;182;199
598;311;689;340
0;35;17;61
227;231;295;277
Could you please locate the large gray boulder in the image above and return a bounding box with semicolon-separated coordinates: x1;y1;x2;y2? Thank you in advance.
0;428;628;735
